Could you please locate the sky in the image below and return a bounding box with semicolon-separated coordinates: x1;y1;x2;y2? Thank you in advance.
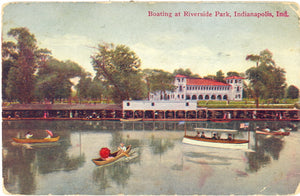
2;1;300;89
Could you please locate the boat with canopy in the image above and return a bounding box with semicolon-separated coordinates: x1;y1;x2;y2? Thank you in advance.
182;128;249;150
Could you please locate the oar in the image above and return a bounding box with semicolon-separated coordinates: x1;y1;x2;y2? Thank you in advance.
122;152;130;157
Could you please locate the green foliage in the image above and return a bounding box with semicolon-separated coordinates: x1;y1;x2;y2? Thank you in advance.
173;68;200;78
91;43;146;103
143;69;175;99
226;71;240;77
245;49;286;107
197;100;294;108
286;85;299;99
203;70;226;83
215;70;225;82
36;58;83;103
5;27;38;103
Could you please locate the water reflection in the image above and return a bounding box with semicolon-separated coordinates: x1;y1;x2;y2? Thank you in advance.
149;137;175;155
2;120;299;195
92;161;131;193
3;127;86;194
246;134;285;172
92;147;141;194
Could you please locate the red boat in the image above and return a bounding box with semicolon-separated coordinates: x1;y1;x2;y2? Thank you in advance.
256;130;290;136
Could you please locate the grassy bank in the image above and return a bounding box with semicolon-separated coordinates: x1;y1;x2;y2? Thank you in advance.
197;99;299;109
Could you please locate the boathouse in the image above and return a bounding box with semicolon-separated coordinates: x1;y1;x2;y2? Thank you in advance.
122;100;204;120
2;103;123;120
2;102;299;121
122;100;300;121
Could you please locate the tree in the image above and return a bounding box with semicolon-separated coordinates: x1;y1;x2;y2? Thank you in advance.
3;27;52;103
202;70;226;83
173;68;200;78
76;75;107;103
286;85;299;99
245;67;266;107
4;27;38;103
89;77;106;101
226;71;240;77
246;49;286;107
76;74;93;102
36;58;83;103
203;75;216;80
2;41;18;100
91;43;146;103
215;70;225;83
143;69;175;100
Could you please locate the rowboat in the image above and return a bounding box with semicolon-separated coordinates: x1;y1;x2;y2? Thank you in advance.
12;136;60;143
120;118;142;122
256;130;290;136
92;145;132;166
182;128;249;150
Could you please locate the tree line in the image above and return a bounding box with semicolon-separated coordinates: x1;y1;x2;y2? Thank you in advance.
2;27;299;105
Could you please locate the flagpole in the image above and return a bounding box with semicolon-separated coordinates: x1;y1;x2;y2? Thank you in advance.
184;122;186;136
248;124;250;149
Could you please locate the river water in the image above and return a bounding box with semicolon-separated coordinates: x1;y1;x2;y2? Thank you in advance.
2;120;300;195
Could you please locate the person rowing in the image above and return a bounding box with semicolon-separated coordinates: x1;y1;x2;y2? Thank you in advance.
25;131;33;139
117;143;130;157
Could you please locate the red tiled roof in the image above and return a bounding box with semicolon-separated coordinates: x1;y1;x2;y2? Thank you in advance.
225;76;245;80
175;74;187;78
187;78;230;86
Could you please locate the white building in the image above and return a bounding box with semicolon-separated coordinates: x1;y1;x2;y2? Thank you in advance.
123;100;198;111
149;74;244;101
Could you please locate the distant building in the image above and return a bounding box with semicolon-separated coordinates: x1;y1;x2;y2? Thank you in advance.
149;74;245;101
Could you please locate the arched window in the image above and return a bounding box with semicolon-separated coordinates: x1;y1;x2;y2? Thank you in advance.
192;95;197;100
205;95;209;100
217;95;222;100
211;95;216;100
223;95;228;100
199;95;203;100
186;95;191;100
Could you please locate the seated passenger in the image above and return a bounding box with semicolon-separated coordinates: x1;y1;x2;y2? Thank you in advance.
117;143;127;155
200;132;206;138
277;128;286;132
45;134;51;139
25;132;33;139
227;134;233;141
212;133;218;140
196;131;200;137
263;127;271;132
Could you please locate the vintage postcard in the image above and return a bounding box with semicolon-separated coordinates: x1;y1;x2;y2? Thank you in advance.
1;1;300;195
